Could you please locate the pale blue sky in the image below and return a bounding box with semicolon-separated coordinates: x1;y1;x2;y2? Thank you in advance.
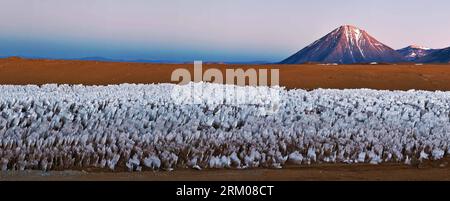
0;0;449;62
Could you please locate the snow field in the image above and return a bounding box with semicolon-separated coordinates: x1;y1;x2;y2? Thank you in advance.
0;83;448;171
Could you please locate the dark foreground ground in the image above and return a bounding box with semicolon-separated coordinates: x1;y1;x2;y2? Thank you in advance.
1;158;448;181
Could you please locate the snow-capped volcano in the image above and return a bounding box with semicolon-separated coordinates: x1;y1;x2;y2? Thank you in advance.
280;25;404;64
397;45;435;61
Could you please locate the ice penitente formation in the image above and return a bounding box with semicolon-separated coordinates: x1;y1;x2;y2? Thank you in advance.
0;82;448;171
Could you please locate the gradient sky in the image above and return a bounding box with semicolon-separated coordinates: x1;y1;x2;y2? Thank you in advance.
1;0;449;62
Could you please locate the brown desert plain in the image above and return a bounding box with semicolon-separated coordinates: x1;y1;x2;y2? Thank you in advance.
0;57;449;181
1;57;450;90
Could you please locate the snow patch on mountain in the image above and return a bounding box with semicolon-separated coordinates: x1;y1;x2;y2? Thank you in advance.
409;45;431;50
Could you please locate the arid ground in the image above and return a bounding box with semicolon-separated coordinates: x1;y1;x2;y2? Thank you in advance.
1;57;449;181
1;158;448;181
1;57;450;91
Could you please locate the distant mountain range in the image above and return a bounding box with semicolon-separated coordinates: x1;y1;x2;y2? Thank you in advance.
76;57;183;64
396;45;435;61
76;57;271;64
0;56;177;64
416;47;450;63
281;25;450;64
0;56;270;65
